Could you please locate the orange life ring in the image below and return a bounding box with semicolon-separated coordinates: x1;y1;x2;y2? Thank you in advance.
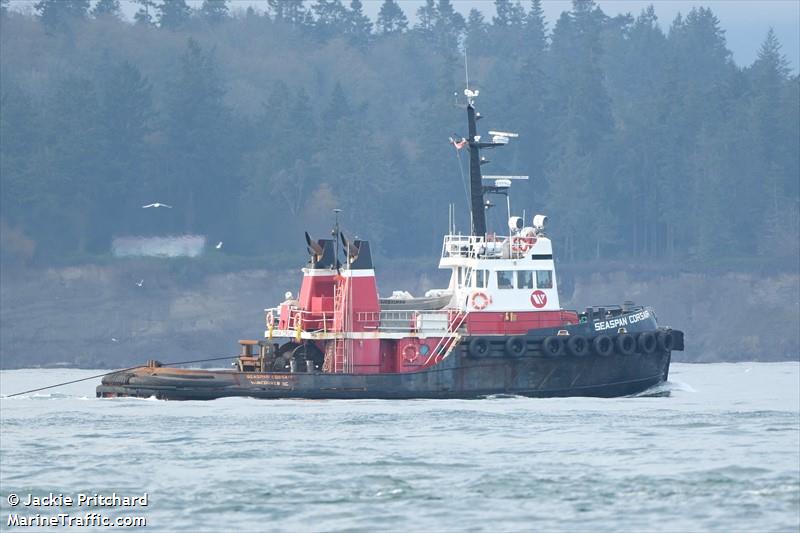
402;343;418;363
266;311;275;327
471;291;491;310
511;236;536;253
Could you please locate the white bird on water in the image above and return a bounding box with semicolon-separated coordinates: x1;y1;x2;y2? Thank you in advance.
136;279;144;287
142;203;172;209
215;241;223;249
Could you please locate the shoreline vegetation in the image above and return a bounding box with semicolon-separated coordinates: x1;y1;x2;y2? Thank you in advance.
2;0;798;268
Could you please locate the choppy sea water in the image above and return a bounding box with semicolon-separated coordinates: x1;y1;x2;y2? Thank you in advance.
0;363;798;532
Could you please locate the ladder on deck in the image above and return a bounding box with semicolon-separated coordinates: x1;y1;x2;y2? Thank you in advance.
331;285;350;373
425;309;470;366
333;337;347;373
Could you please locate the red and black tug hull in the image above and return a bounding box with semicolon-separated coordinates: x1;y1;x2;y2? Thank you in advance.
96;327;682;401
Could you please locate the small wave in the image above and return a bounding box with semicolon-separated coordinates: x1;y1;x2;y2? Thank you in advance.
628;379;695;397
0;391;73;400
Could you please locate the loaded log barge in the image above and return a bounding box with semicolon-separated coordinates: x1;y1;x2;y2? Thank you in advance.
98;86;683;401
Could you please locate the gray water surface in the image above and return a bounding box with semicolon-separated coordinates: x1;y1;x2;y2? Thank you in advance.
1;363;798;532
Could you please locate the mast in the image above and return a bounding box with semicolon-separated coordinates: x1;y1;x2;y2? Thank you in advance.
467;102;486;237
463;90;508;237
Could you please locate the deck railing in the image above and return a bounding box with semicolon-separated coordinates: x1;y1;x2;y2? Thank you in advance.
441;234;509;259
267;307;465;335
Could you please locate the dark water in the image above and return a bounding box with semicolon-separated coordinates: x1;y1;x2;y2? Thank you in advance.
1;363;798;532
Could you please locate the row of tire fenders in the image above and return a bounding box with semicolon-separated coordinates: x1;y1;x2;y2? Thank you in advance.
467;329;676;358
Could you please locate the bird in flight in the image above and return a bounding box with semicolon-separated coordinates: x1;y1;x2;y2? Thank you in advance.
215;241;223;249
142;203;172;209
136;279;144;287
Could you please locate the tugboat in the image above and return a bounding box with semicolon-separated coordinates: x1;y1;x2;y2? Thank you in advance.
97;87;683;400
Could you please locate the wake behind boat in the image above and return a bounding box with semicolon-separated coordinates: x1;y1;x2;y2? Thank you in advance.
98;85;683;401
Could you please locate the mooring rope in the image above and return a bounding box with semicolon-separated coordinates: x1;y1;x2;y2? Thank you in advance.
2;355;236;398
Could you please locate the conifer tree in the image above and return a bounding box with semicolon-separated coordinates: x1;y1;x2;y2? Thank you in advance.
432;0;465;53
268;0;312;27
376;0;407;35
414;0;436;38
312;0;348;40
465;9;488;53
345;0;372;44
133;0;156;26
91;0;121;19
34;0;89;32
493;0;525;27
200;0;229;24
163;38;229;231
157;0;191;30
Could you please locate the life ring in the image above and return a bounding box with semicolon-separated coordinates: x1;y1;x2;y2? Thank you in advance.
402;343;418;363
616;333;636;355
511;236;536;253
567;335;589;357
266;311;275;327
505;336;526;357
636;331;657;354
470;291;491;310
592;335;613;356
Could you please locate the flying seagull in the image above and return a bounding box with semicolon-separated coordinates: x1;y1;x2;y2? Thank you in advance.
215;241;223;249
136;279;144;287
142;203;172;209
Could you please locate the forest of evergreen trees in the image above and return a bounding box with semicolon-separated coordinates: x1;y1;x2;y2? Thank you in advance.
1;0;797;268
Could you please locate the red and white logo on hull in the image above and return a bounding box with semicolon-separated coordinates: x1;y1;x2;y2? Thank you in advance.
531;290;547;308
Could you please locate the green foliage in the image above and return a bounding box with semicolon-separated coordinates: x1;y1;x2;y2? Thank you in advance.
465;9;488;53
345;0;372;45
34;0;89;32
0;3;797;267
268;0;312;26
133;0;156;26
91;0;121;19
376;0;407;35
157;0;191;30
200;0;229;24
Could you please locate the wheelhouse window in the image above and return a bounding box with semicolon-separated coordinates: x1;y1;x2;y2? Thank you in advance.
536;270;553;289
475;269;488;288
497;270;514;289
457;267;463;287
517;270;534;289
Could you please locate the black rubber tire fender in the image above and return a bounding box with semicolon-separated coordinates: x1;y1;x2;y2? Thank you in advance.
656;330;675;352
616;333;636;355
567;335;589;357
636;331;657;354
505;336;527;357
468;337;491;358
592;335;614;356
541;336;564;357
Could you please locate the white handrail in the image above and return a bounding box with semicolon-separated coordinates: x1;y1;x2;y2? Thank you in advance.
424;309;470;366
